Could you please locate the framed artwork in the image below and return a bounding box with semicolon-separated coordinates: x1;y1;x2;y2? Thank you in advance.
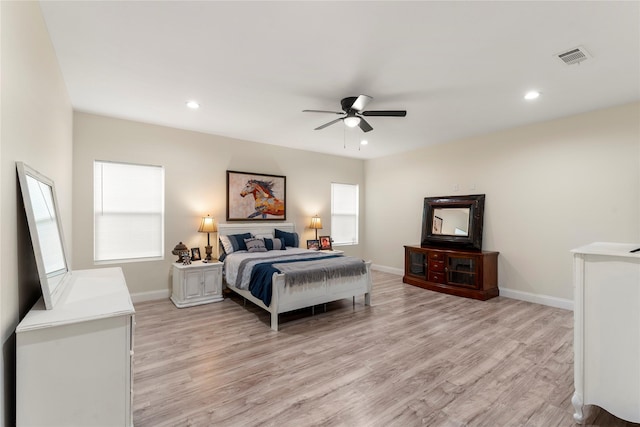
433;215;443;234
191;247;201;261
227;170;286;221
319;236;332;250
307;239;320;250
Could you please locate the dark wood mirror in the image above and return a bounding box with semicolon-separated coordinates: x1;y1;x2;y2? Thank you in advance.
421;194;485;250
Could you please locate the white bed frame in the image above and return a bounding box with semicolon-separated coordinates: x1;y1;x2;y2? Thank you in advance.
218;222;372;331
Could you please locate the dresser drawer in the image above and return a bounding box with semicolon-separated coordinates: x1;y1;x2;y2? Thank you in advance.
428;271;446;284
428;252;444;261
429;260;445;272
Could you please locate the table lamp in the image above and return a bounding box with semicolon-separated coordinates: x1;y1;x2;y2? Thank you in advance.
198;215;217;261
310;215;322;240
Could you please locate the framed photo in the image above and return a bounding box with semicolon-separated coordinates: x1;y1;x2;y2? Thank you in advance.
227;170;286;221
307;239;320;250
191;247;201;261
319;236;332;250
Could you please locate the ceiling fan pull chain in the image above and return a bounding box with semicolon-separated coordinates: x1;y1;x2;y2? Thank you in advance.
343;126;346;149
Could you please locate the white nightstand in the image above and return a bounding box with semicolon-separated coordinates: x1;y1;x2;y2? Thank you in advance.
320;249;344;255
171;260;223;308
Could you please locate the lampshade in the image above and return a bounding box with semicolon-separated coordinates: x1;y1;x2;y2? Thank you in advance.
198;215;217;233
343;116;361;128
309;216;322;229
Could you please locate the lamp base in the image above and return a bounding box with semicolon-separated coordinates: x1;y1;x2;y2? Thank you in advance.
204;245;213;261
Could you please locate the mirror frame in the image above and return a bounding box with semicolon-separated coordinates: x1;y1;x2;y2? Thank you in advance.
421;194;485;251
16;162;71;309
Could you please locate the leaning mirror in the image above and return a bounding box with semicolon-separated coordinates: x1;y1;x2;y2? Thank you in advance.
421;194;485;250
432;207;470;236
17;162;70;309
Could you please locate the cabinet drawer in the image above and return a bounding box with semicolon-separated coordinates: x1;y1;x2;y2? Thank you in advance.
428;252;444;261
428;271;446;284
429;260;445;272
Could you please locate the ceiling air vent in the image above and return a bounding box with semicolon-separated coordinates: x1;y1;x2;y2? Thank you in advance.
556;46;591;65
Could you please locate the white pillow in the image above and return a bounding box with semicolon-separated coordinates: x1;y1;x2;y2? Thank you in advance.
253;233;274;240
244;237;267;253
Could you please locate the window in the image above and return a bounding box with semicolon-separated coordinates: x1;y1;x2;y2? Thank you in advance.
94;161;164;263
331;183;359;246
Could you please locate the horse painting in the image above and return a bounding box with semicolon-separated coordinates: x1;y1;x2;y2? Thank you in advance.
240;179;285;219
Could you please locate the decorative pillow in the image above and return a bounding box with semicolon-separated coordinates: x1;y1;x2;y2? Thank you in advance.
219;232;252;255
264;237;286;251
244;237;267;253
275;229;299;248
253;233;274;240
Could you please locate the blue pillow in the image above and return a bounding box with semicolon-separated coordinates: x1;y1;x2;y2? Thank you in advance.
275;229;299;248
264;237;286;251
219;232;252;256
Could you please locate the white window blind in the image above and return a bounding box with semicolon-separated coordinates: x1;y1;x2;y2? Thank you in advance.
331;183;359;246
94;161;164;262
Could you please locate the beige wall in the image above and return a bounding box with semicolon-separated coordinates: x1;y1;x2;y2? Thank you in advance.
73;112;365;297
365;102;640;305
1;1;73;424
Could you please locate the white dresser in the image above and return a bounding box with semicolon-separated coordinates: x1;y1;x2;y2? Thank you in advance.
16;267;135;427
571;242;640;424
171;260;223;307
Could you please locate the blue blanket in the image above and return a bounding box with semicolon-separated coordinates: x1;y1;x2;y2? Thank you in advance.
249;255;343;306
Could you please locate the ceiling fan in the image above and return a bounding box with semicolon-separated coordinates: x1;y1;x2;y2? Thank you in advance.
303;95;407;133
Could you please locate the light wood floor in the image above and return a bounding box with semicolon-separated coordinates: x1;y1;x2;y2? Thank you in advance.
133;271;639;427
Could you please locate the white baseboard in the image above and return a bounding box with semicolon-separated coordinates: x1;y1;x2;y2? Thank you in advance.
130;289;170;304
130;269;573;311
498;287;573;311
371;264;573;311
371;264;404;275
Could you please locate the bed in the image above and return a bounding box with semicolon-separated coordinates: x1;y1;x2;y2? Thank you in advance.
219;222;372;331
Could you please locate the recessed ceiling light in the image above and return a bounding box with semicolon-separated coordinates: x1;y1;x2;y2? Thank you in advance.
360;140;368;145
186;100;200;109
524;91;540;100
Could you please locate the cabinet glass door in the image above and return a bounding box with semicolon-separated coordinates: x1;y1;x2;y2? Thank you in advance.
407;250;426;278
447;256;477;287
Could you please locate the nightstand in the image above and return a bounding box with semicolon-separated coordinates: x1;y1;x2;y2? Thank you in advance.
320;249;344;255
171;260;223;308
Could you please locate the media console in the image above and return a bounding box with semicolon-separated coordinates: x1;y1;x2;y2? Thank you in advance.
403;245;499;300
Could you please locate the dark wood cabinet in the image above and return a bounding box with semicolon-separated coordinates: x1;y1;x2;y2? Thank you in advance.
403;245;499;300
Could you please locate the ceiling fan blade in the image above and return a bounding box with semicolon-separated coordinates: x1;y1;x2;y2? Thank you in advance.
303;109;344;114
314;117;343;130
351;95;373;112
361;110;407;117
358;117;373;132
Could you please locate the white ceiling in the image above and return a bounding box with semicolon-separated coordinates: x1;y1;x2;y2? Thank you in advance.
40;1;640;160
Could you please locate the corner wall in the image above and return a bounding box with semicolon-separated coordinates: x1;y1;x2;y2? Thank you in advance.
72;112;365;298
364;102;640;306
0;2;73;424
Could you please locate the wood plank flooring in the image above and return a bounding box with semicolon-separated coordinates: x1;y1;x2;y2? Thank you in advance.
133;271;639;427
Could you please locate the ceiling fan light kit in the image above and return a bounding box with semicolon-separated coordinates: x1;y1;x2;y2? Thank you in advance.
343;116;361;128
303;94;406;133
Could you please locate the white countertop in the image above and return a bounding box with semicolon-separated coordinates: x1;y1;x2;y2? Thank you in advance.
17;267;134;332
571;242;640;258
